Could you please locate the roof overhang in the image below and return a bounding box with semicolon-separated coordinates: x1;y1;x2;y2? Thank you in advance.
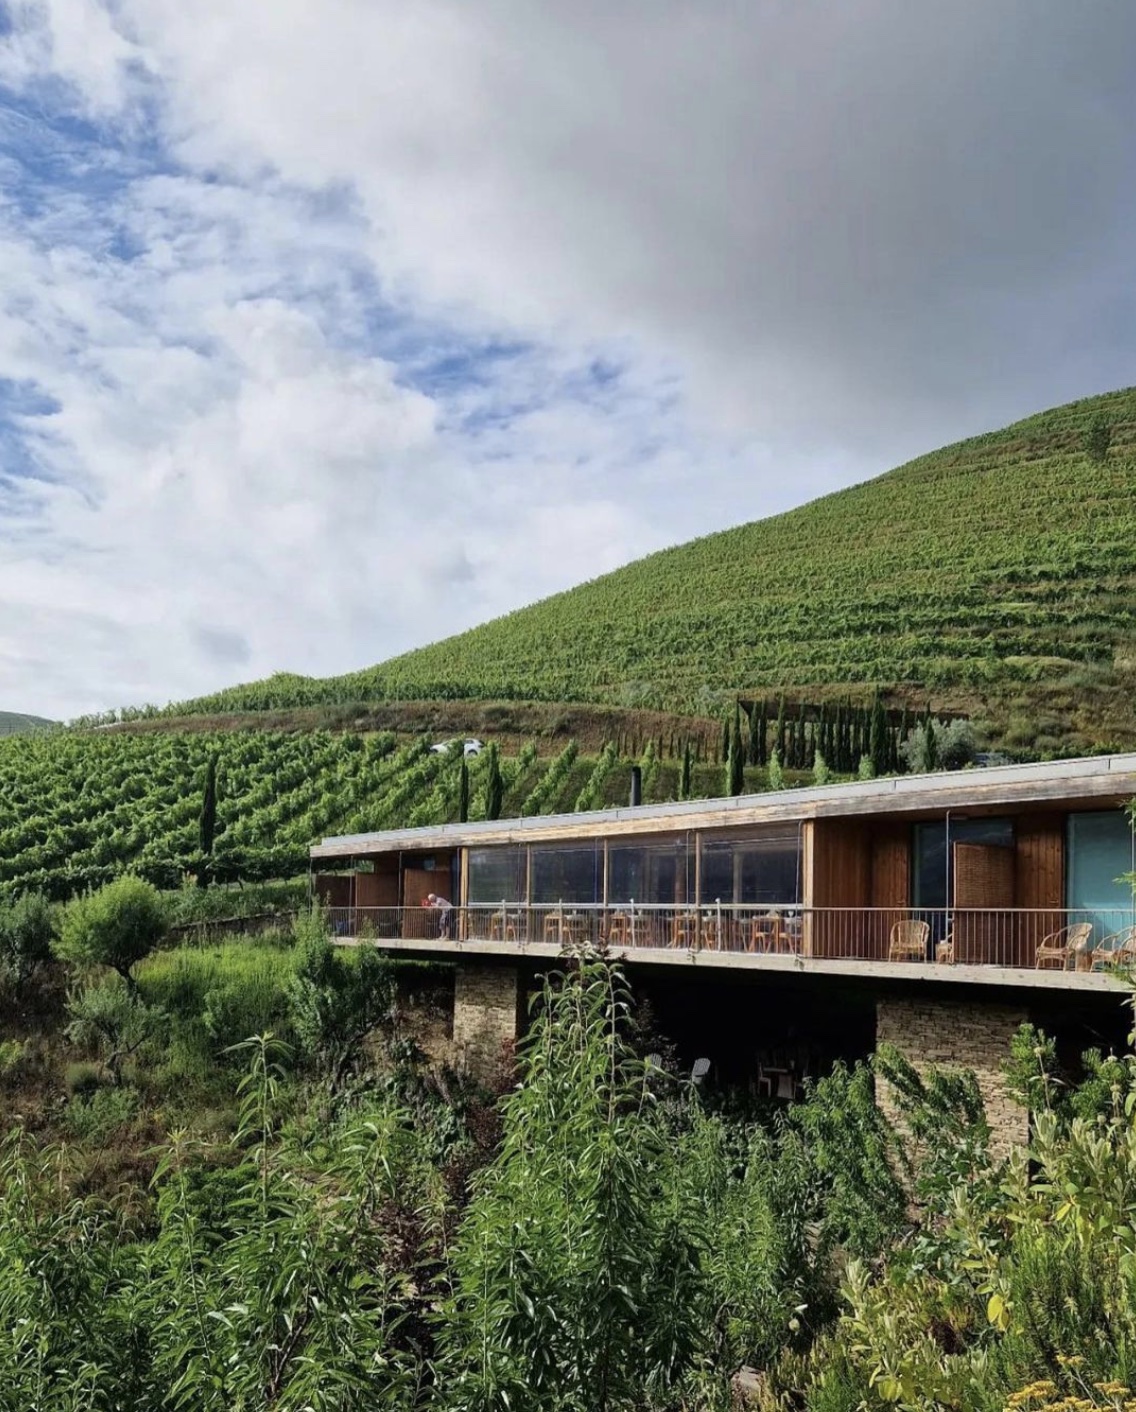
310;752;1136;862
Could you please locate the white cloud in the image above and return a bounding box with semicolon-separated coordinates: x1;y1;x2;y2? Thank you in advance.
2;0;1135;717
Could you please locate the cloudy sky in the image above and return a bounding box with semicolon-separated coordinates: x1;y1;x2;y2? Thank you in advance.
1;1;1135;719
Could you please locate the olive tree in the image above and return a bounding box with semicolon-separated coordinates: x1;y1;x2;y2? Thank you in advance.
55;875;168;987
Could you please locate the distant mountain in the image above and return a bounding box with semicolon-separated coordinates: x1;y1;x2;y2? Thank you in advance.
0;712;54;736
169;387;1136;755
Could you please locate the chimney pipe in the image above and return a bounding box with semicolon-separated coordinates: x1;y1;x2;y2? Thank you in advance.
629;765;642;807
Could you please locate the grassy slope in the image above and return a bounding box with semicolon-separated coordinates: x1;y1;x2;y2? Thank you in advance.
173;388;1136;750
0;712;54;736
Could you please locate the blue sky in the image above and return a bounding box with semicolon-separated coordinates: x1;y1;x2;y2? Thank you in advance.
1;1;1135;718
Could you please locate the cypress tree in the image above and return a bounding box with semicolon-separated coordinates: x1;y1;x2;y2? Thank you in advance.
758;701;768;766
485;744;504;821
727;714;745;796
924;716;939;772
679;741;693;801
774;697;786;764
747;702;761;766
869;691;889;777
198;754;218;887
720;717;730;765
459;759;470;823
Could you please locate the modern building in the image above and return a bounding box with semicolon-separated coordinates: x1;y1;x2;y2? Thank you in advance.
310;752;1136;1150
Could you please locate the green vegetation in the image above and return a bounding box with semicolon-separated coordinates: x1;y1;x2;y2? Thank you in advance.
0;729;504;901
147;387;1136;754
2;724;826;903
56;875;168;984
0;711;54;736
3;941;1136;1410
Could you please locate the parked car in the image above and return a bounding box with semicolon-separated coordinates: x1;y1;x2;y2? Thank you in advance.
430;738;484;756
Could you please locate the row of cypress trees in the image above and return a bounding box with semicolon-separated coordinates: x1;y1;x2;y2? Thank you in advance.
722;695;936;782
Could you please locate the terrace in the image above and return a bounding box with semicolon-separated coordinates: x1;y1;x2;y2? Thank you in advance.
323;902;1132;991
312;751;1136;996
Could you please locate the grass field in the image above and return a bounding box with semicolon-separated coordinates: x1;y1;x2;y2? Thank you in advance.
153;387;1136;752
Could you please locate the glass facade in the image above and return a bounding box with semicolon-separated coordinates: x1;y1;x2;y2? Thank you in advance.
467;846;527;905
607;837;693;905
530;844;602;905
698;830;800;906
1067;810;1135;938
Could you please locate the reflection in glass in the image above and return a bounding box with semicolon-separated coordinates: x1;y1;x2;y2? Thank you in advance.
468;847;527;905
913;818;1013;909
607;837;693;905
530;845;601;905
698;830;800;906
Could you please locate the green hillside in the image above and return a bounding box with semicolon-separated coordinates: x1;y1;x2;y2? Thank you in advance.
0;711;54;736
170;388;1136;750
0;728;748;901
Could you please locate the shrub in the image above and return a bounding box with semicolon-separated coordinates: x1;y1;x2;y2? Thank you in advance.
56;877;168;984
441;955;705;1410
900;718;977;773
0;1040;29;1081
64;1060;105;1098
138;940;297;1077
65;975;163;1084
0;892;56;994
288;932;397;1092
1084;413;1112;463
65;1084;138;1141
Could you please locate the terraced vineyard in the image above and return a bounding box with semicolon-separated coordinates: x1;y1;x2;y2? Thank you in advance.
0;729;734;901
161;388;1136;752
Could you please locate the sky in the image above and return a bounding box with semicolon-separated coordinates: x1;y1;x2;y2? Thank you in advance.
1;1;1135;720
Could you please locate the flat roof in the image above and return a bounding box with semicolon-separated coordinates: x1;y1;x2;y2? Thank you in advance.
311;750;1136;861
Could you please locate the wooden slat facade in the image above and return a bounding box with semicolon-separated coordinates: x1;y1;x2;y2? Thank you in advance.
953;842;1016;963
1014;813;1065;967
808;819;869;958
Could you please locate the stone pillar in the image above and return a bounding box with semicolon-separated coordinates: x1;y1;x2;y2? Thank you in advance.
453;962;520;1083
875;995;1029;1156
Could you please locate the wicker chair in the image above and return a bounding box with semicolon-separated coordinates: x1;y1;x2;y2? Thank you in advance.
888;919;930;963
1091;925;1136;972
1035;921;1093;970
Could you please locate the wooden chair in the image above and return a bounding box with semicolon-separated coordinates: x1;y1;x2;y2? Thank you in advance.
490;911;519;943
1091;925;1136;972
605;911;630;946
749;912;784;953
888;919;929;963
671;911;698;948
1035;921;1093;970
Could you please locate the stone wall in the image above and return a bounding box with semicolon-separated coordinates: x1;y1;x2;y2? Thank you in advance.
453;962;520;1083
876;994;1028;1156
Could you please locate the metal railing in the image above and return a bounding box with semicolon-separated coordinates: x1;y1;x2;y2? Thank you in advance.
325;904;1136;974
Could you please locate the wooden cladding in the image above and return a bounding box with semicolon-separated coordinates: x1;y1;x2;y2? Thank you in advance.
1014;813;1065;966
952;841;1015;964
809;820;910;958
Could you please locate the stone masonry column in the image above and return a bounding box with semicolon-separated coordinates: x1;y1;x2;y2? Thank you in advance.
876;995;1029;1157
453;962;521;1084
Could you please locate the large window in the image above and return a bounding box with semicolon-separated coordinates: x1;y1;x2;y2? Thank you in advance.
530;844;601;906
1068;810;1135;937
699;830;800;906
913;817;1013;910
607;837;693;906
468;847;527;905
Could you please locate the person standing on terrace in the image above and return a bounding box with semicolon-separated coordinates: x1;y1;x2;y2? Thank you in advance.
426;892;454;939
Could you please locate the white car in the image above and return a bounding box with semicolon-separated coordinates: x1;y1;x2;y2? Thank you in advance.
430;738;484;756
